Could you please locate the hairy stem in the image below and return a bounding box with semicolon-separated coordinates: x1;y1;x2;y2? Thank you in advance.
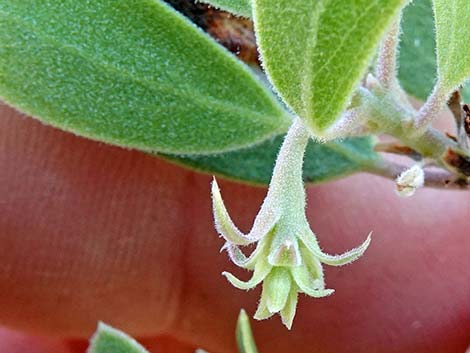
361;87;462;163
374;18;414;111
355;84;470;182
414;82;449;131
267;118;309;214
376;20;400;89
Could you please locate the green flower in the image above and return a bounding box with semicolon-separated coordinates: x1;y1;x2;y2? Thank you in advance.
211;118;371;329
212;178;370;329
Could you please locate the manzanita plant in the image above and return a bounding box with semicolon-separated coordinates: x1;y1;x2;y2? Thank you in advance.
211;0;470;330
1;0;469;351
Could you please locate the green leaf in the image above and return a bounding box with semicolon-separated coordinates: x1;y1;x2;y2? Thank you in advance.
88;323;149;353
151;0;433;186
199;0;251;17
398;0;436;100
236;309;259;353
433;0;470;92
0;0;289;154
252;0;405;134
398;0;470;102
162;135;379;185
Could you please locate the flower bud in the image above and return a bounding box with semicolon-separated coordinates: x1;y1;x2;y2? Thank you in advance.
395;165;425;197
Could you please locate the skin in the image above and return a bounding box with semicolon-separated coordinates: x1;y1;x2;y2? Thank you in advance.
0;103;469;353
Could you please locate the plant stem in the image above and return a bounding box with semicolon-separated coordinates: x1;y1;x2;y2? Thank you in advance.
374;18;414;111
376;20;400;89
414;82;449;131
356;85;470;182
361;88;461;162
374;142;420;159
267;118;309;214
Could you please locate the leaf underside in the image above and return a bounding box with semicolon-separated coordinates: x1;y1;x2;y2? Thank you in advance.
398;0;436;100
253;0;406;134
163;136;378;185
198;0;252;17
0;0;288;154
433;0;470;92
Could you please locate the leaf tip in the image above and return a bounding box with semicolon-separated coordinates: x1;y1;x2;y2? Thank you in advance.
88;322;149;353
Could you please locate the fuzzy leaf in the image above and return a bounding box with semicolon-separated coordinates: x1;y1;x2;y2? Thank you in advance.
0;0;289;154
253;0;406;134
236;310;259;353
401;0;470;102
159;0;432;184
199;0;251;17
88;323;149;353
162;136;379;185
398;0;436;100
433;0;470;92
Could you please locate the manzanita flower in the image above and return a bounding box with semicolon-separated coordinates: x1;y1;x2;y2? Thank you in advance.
211;118;371;329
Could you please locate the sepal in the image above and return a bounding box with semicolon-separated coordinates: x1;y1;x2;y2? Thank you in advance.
300;231;372;267
222;260;271;290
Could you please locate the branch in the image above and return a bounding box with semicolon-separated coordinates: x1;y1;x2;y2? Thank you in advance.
374;142;421;160
359;86;462;164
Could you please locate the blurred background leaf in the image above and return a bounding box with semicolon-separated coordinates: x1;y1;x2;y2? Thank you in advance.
398;0;436;100
88;323;149;353
236;310;259;353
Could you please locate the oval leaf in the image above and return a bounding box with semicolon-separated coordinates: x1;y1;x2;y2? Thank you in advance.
0;0;289;154
88;323;149;353
253;0;406;134
433;0;470;92
199;0;252;17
